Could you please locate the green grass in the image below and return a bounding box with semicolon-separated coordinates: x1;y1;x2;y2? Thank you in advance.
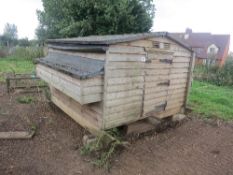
16;96;35;104
188;80;233;120
0;57;35;82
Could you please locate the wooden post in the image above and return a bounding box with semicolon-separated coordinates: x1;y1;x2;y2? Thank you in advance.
6;77;10;93
184;52;196;109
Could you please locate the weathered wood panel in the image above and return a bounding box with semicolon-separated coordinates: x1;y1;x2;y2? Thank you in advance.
105;95;143;107
107;76;144;85
103;45;145;129
145;73;188;82
50;87;102;134
145;62;190;69
106;89;143;100
103;37;192;128
145;67;189;75
36;64;103;105
144;93;185;107
144;99;184;114
106;83;143;93
108;45;146;55
144;88;186;101
105;69;144;78
145;78;187;88
108;53;146;62
145;107;182;119
142;41;190;118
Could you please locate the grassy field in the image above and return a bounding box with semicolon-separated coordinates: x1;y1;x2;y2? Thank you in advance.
0;57;35;82
188;80;233;120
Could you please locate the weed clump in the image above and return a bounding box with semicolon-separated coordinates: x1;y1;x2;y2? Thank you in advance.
80;128;125;170
16;96;34;104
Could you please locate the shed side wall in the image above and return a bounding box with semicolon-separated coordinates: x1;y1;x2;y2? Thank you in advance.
102;45;146;129
103;37;192;129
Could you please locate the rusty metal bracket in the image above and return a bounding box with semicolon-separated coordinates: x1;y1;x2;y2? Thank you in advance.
159;59;173;64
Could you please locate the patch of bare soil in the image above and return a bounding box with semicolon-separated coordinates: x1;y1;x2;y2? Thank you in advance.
0;84;233;175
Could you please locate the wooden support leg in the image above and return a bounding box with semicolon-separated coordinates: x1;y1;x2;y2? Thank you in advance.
6;78;10;93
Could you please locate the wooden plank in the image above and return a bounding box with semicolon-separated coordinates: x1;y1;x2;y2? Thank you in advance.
144;93;185;107
145;73;188;82
144;88;186;101
173;52;191;57
108;62;144;69
0;131;35;139
145;107;181;119
173;57;190;63
105;95;142;107
106;69;144;78
144;100;184;114
81;94;103;104
145;48;174;55
128;39;153;48
105;101;142;115
107;76;143;85
147;53;173;60
145;68;189;75
145;83;187;94
106;89;143;100
145;62;190;69
108;53;146;62
145;78;187;88
50;87;102;134
148;37;177;45
108;45;146;55
106;83;143;93
184;53;195;108
104;109;141;129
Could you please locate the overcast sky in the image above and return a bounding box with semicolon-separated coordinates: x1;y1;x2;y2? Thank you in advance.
0;0;232;50
0;0;43;39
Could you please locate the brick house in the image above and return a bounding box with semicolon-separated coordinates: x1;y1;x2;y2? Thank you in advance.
171;29;230;66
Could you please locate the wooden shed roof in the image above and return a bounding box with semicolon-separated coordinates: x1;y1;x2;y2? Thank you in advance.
37;52;104;79
47;32;193;52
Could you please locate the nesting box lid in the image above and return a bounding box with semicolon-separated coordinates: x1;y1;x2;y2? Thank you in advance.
37;52;104;79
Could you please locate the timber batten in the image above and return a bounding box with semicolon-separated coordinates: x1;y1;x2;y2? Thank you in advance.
36;32;194;134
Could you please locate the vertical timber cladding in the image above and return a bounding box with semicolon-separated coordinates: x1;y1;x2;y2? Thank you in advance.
103;45;147;129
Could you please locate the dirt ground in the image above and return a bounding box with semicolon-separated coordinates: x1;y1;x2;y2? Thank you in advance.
1;84;233;175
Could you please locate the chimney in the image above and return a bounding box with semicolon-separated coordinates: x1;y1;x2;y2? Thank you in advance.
185;28;192;34
184;28;192;40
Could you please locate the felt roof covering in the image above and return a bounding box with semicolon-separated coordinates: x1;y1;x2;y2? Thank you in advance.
47;32;192;52
37;52;104;79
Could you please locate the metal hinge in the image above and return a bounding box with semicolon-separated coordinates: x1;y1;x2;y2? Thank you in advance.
157;80;170;86
154;101;167;113
159;59;173;64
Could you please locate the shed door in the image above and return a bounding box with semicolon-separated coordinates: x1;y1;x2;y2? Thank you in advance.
143;50;175;117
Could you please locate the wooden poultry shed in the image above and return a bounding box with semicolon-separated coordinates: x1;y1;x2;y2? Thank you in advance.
36;32;194;135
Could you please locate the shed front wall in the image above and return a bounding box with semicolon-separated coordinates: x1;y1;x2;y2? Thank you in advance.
103;37;192;129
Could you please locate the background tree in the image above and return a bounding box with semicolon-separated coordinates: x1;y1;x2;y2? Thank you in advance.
2;23;18;47
36;0;155;41
18;38;30;47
